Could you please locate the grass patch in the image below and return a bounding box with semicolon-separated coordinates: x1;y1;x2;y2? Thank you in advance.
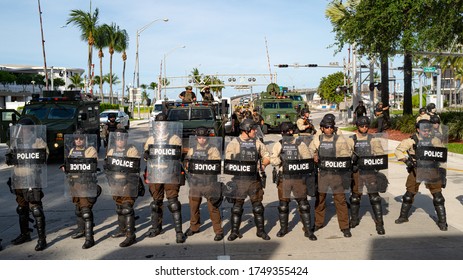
447;143;463;154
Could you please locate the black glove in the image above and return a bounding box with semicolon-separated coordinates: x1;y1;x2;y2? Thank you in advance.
352;165;359;173
143;150;149;160
405;159;415;173
5;152;13;166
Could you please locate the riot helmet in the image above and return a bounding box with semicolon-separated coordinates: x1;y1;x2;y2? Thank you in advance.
430;115;441;124
300;108;310;116
323;113;335;122
195;126;209;137
17;117;36;126
108;113;117;122
419;107;427;114
73;128;87;136
416;119;432;129
356;116;370;127
73;128;87;147
280;122;294;135
239;118;258;132
155;112;168;121
426;103;436;112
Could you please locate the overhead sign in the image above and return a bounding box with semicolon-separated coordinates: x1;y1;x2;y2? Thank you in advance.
423;67;436;73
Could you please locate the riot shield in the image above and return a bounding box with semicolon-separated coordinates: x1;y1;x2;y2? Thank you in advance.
416;124;448;185
63;134;99;198
356;133;389;194
146;121;183;184
103;131;141;197
317;134;352;194
280;135;315;199
186;135;222;200
9;125;47;190
222;136;260;200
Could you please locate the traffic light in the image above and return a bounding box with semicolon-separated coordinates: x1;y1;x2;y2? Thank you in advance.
277;64;288;68
307;64;318;67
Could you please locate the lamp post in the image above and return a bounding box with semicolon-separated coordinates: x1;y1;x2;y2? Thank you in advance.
163;45;186;99
133;18;168;89
336;85;348;124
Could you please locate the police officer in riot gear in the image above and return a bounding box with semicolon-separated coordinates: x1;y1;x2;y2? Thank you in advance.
144;113;186;243
394;119;448;230
309;114;352;237
102;113;122;148
348;116;388;235
5;118;49;251
296;108;316;135
416;107;429;123
270;122;317;240
224;118;271;241
184;127;224;241
104;128;141;247
62;129;100;249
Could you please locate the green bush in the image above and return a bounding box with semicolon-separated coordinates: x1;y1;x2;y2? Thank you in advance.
412;94;427;108
389;114;416;134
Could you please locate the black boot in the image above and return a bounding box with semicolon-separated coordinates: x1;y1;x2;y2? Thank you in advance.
111;205;126;238
395;191;414;224
31;205;47;251
147;200;163;237
11;206;32;245
71;206;85;239
168;198;185;244
276;201;289;237
349;194;361;228
81;207;95;249
369;193;385;235
433;192;448;231
253;202;270;241
298;200;317;241
119;204;137;247
227;204;243;241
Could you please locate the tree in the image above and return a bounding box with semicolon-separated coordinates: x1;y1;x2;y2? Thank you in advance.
69;74;84;90
115;27;129;106
318;72;345;104
53;78;65;90
103;73;119;102
0;71;16;89
14;73;33;91
66;8;99;94
93;24;109;100
140;84;149;105
148;82;158;102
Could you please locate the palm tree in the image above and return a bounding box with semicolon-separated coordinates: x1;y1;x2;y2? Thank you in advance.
140;84;149;105
66;8;99;94
69;74;84;90
103;23;127;104
93;25;109;100
149;82;158;102
114;29;129;106
104;73;120;102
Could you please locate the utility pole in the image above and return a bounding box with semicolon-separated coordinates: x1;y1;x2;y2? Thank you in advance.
37;0;49;90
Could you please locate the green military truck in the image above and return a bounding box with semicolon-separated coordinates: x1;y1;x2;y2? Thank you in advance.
164;100;229;154
253;83;297;133
0;90;101;157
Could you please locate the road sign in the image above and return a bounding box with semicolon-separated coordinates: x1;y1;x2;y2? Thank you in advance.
423;67;436;73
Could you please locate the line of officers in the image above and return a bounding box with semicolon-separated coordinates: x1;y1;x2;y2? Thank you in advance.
1;110;448;252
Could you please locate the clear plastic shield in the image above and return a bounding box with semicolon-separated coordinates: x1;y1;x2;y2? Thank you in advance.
9;125;47;190
416;124;448;185
63;134;99;198
317;134;352;194
146;121;183;184
186;135;222;199
222;136;260;200
280;135;315;199
103;131;141;197
357;133;389;194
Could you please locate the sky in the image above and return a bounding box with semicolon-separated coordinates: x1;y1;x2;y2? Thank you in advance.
0;0;352;100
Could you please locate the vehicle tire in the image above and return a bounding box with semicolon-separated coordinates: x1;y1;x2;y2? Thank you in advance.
262;124;268;134
125;120;130;130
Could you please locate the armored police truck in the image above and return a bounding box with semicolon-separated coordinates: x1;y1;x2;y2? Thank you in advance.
1;90;101;157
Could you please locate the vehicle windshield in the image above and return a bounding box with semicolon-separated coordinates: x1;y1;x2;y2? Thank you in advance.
191;108;213;120
168;109;189;121
100;112;117;118
278;103;293;109
154;104;162;112
289;96;303;101
24;104;77;120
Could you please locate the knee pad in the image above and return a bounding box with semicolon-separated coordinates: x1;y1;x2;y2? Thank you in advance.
231;205;243;215
350;194;361;205
16;205;29;215
278;201;289;213
252;202;264;215
297;200;311;213
167;199;181;212
150;200;163;212
30;205;44;218
81;207;93;220
403;191;414;204
121;203;134;216
432;192;445;206
115;204;123;215
369;193;382;205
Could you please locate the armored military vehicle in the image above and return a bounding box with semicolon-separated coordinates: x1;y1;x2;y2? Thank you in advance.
1;90;101;157
253;83;297;133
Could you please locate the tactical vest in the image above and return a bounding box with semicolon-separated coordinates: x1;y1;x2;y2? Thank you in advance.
280;139;300;161
318;135;338;158
351;134;373;157
237;137;258;162
191;145;210;160
70;148;85;158
107;121;118;132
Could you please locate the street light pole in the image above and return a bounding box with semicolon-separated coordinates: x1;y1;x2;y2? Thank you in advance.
163;45;186;99
133;18;168;89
